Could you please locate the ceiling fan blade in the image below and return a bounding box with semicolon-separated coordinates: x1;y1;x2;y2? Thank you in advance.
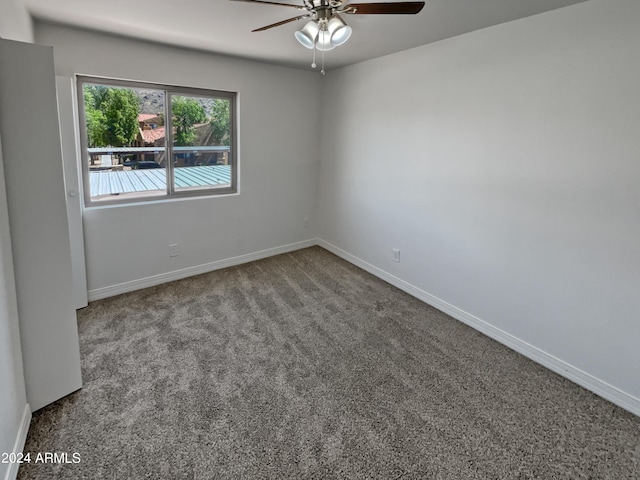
343;2;425;15
252;15;309;32
231;0;304;9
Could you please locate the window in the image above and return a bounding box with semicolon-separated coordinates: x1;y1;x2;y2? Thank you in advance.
77;76;237;205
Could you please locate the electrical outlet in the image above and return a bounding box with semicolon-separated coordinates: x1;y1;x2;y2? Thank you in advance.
169;244;179;257
304;217;309;229
392;248;400;263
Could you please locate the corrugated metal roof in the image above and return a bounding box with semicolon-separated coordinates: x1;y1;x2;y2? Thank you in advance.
89;165;231;197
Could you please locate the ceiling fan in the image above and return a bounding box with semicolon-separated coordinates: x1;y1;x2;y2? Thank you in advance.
232;0;425;73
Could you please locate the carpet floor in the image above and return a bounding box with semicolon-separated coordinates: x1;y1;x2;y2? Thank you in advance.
18;247;640;479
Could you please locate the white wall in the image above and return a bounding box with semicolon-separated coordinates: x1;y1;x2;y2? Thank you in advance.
0;1;32;477
317;0;640;412
35;23;322;297
0;0;32;43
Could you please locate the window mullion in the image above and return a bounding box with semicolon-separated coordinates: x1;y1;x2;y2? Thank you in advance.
165;91;175;196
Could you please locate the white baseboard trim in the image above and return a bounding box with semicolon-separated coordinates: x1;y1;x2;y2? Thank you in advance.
317;239;640;417
4;404;31;480
88;239;317;302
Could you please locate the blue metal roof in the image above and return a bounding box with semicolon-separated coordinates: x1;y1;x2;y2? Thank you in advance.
89;165;231;197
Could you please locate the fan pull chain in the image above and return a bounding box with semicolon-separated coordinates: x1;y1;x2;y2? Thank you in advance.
311;43;317;69
321;30;326;75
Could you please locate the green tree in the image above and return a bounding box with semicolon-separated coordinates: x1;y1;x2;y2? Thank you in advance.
210;99;230;146
172;97;206;146
102;88;139;146
83;88;108;147
83;85;139;147
86;108;108;147
84;84;109;109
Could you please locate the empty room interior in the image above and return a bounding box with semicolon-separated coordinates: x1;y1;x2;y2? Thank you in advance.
1;0;639;478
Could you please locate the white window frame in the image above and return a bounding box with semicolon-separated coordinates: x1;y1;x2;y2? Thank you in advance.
76;75;238;207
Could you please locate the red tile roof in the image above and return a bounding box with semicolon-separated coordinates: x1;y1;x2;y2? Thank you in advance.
138;113;160;122
140;126;165;144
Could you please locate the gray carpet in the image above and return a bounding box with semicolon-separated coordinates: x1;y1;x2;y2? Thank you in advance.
18;247;640;479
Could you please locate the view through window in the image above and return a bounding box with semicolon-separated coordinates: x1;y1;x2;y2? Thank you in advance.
77;77;236;205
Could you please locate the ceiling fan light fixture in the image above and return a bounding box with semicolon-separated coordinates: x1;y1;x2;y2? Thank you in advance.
327;16;352;47
294;20;319;49
239;0;426;73
315;27;336;51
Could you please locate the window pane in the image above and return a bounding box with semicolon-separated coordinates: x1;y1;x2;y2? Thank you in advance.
81;83;167;202
171;95;232;192
78;77;236;205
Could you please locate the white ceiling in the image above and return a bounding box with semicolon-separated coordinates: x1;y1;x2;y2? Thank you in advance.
23;0;587;70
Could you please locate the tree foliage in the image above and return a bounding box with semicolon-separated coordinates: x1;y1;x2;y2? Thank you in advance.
83;85;139;147
172;97;206;146
102;89;140;146
210;99;230;146
83;88;107;147
85;84;109;108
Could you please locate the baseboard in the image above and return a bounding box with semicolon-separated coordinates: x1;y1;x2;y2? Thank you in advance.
87;239;317;301
317;239;640;418
4;404;31;480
